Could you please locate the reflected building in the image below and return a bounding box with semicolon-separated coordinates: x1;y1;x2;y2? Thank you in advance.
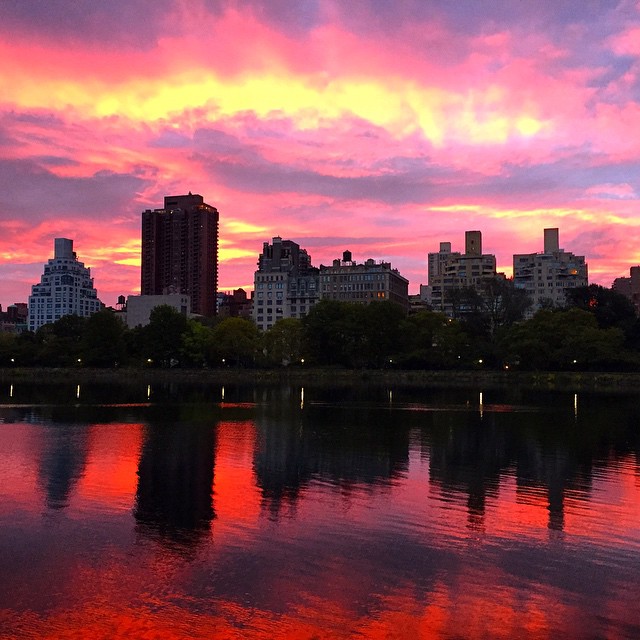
37;423;91;510
427;411;510;531
253;400;410;518
424;399;599;533
134;412;216;548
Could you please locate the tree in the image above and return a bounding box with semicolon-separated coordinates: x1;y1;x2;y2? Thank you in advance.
82;309;126;367
141;305;189;367
181;319;214;367
210;317;259;366
263;318;304;366
564;285;636;331
302;300;359;366
480;277;532;335
35;315;87;366
360;302;406;367
499;308;632;370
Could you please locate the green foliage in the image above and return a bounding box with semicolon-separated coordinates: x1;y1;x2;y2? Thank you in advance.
82;309;126;367
181;320;215;367
4;284;640;371
499;308;632;370
302;300;405;367
263;318;304;366
140;305;189;367
34;314;87;366
210;317;259;366
399;311;475;368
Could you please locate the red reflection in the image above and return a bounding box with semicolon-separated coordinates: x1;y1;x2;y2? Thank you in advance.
75;423;143;511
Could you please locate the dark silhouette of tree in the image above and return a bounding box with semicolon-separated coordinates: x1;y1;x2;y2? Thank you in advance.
82;309;126;367
263;318;304;366
210;317;259;367
564;285;636;331
141;305;189;367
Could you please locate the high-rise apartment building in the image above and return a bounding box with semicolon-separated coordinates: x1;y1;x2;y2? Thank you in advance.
427;231;497;315
318;251;410;311
513;228;587;315
141;193;219;317
28;238;103;332
253;237;319;331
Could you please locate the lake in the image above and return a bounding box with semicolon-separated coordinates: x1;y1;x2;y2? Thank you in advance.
1;381;639;639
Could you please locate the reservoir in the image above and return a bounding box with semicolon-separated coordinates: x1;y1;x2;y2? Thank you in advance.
1;381;639;639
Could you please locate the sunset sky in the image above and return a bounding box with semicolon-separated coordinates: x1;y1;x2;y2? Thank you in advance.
1;0;640;309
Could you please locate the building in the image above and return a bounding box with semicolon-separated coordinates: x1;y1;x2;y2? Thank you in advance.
0;303;28;333
124;294;191;329
218;288;253;319
612;266;640;315
427;231;497;315
253;237;319;331
28;238;103;332
513;228;588;315
141;193;219;317
318;251;409;310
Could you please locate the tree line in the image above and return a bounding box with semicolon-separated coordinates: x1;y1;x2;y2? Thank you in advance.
1;284;640;371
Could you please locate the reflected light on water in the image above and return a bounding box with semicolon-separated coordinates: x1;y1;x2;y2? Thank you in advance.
76;385;80;399
388;389;393;404
1;385;639;639
147;385;151;400
9;384;13;398
574;393;578;419
221;386;225;402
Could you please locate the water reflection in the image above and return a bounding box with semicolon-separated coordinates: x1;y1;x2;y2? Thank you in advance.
37;423;90;509
134;408;216;550
254;400;410;519
0;383;639;639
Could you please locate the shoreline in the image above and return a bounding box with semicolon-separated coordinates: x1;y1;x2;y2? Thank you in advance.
1;367;639;393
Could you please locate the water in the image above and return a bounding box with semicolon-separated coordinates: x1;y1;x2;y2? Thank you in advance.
0;382;639;639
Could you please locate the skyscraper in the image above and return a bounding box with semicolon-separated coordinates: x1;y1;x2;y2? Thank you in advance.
28;238;103;332
141;193;219;316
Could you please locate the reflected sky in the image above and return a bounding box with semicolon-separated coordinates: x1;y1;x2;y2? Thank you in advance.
0;384;639;638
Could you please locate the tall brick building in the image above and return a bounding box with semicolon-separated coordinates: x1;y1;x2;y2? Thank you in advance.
141;193;219;316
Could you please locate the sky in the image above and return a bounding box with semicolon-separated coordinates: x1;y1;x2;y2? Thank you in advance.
1;0;640;308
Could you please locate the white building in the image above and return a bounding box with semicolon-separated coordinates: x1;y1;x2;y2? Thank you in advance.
124;294;191;328
253;237;319;331
513;228;588;315
427;231;497;315
28;238;103;332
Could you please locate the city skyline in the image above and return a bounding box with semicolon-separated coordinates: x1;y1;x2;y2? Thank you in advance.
1;1;639;309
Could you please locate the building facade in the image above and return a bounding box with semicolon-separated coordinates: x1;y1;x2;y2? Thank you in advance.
253;237;319;331
218;288;253;319
612;266;640;315
124;294;190;329
141;193;219;317
28;238;103;332
427;231;497;315
318;251;410;310
513;228;588;315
